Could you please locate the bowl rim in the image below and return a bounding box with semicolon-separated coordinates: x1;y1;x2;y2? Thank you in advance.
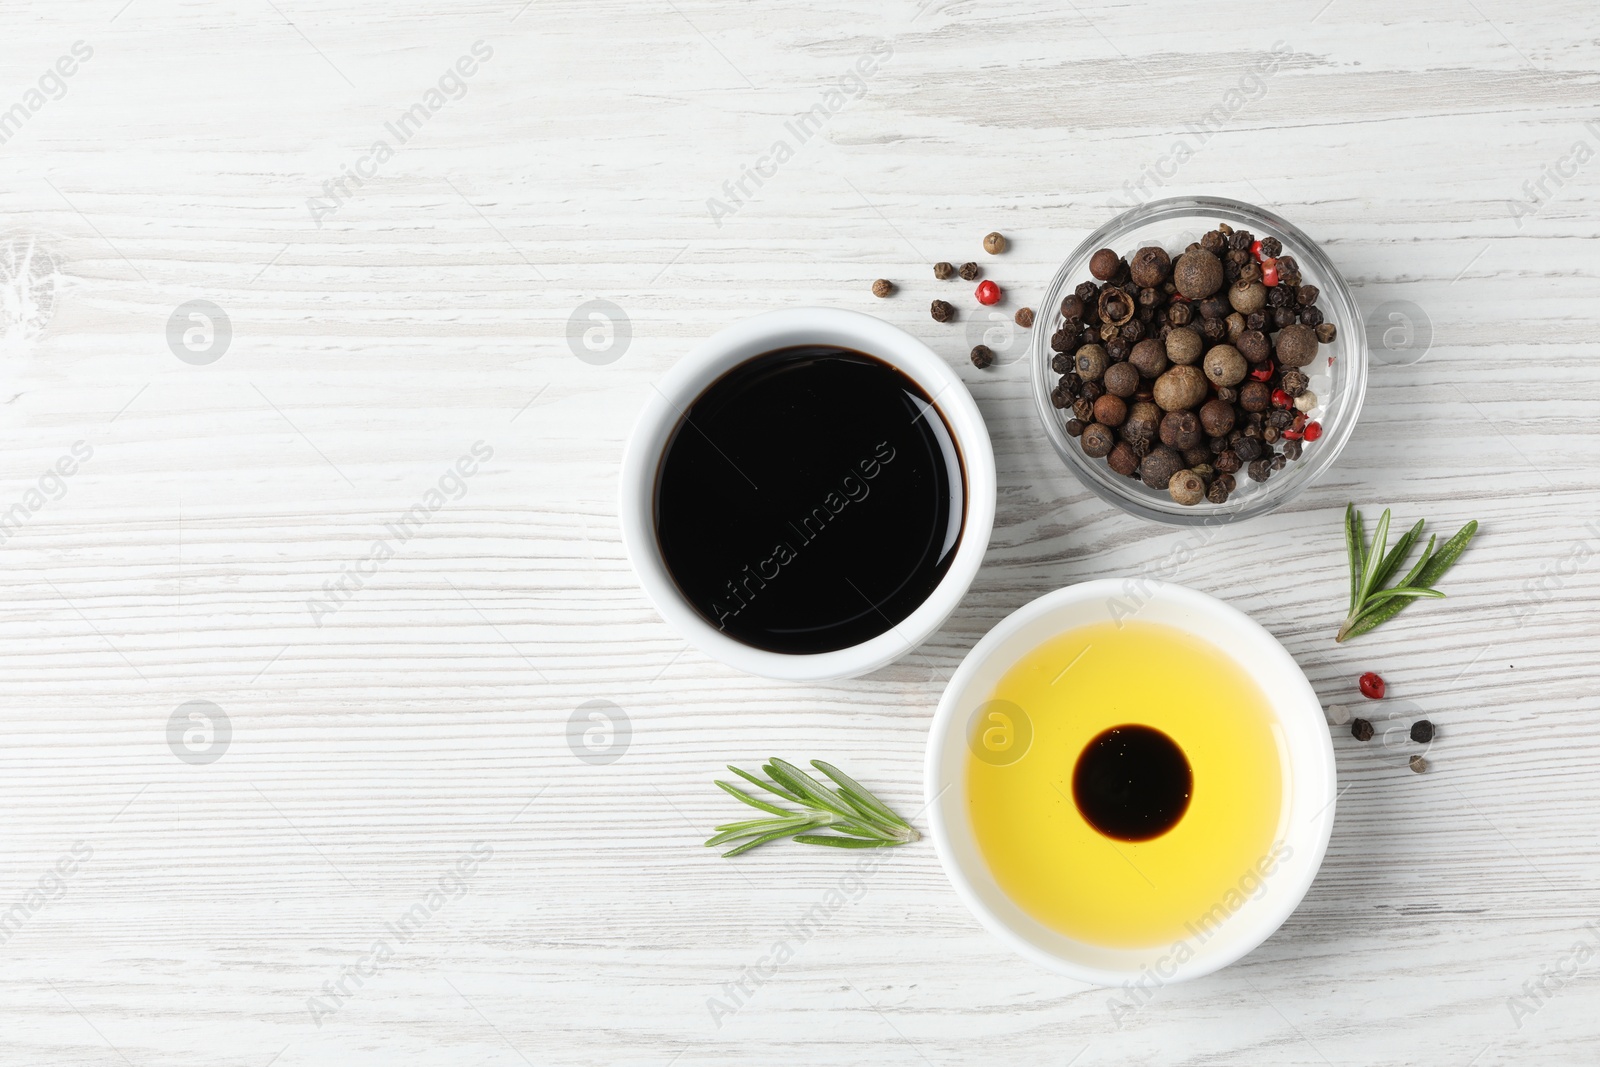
1031;195;1368;526
619;307;997;681
924;579;1337;984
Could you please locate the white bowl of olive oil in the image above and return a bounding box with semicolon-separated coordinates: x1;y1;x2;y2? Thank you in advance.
925;580;1336;985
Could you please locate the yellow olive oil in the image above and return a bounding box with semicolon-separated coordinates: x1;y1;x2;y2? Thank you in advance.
965;620;1285;948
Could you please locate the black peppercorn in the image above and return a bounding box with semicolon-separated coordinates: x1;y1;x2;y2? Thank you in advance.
1140;445;1185;490
872;279;894;298
1199;296;1228;321
1051;352;1071;373
1066;418;1085;437
1103;361;1140;398
1093;393;1128;426
1200;230;1226;255
1410;754;1428;774
1315;322;1337;344
1214;449;1241;474
1072;398;1094;422
1245;310;1268;333
970;345;994;369
1080;380;1105;402
1247;458;1271;482
1159;409;1204;450
1410;720;1434;743
934;261;955;280
1130;246;1172;288
1351;718;1374;742
1267;285;1289;308
1281;369;1309;397
1273;306;1298;329
1259;236;1282;258
1206;478;1231;504
1015;307;1035;328
1050;386;1070;409
1174;249;1225;299
1167;301;1193;326
931;299;955;323
1080;422;1115;458
1121;319;1146;342
1108;442;1139;476
1106;336;1130;361
1297;284;1319;306
1075;281;1098;303
1270;452;1286;470
1299;306;1324;327
1089;248;1120;281
959;261;980;281
1233;436;1265;462
1282;438;1302;460
1061;295;1085;319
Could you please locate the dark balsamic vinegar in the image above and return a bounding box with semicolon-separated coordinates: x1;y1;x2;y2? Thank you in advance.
1072;725;1193;842
653;345;965;655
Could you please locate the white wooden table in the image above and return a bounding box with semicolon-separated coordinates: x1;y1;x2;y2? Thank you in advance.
3;1;1598;1063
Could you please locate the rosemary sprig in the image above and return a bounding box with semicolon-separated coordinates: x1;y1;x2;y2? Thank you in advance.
1337;504;1478;642
705;759;920;857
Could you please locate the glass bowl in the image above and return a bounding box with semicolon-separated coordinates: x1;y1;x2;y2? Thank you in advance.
1031;197;1366;526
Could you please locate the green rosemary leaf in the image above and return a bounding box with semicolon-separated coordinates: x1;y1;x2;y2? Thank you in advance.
792;834;894;849
726;764;803;805
713;779;793;817
1357;508;1392;607
1345;504;1364;616
1362;586;1445;605
1371;518;1426;592
1417;520;1478;587
811;760;910;829
1397;534;1437;590
721;825;816;858
764;759;854;819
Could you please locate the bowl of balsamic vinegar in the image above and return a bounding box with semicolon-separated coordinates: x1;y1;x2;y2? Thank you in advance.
620;308;997;681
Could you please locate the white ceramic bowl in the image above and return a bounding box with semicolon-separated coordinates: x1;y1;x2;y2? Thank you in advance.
620;308;997;681
925;580;1336;984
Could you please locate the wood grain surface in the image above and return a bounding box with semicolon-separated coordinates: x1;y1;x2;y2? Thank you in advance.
1;0;1598;1063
